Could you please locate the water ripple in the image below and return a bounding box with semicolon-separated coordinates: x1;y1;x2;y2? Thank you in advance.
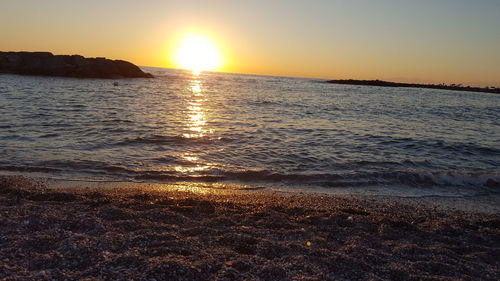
0;69;499;196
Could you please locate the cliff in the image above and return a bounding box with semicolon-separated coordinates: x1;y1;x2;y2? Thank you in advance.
0;51;153;79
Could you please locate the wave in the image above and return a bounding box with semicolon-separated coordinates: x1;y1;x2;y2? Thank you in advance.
112;134;233;146
100;119;134;124
0;165;62;173
132;169;500;190
1;160;499;193
226;169;500;188
39;133;60;138
1;159;499;189
366;134;500;157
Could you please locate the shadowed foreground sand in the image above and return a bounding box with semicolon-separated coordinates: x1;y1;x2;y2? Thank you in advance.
1;176;499;280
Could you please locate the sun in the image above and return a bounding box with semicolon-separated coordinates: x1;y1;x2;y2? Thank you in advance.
174;35;222;75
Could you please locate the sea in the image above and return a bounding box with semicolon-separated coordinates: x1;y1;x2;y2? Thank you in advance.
1;67;499;197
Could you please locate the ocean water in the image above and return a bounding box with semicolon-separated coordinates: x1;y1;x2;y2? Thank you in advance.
1;68;499;196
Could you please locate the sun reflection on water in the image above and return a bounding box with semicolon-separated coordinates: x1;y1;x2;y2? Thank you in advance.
183;78;210;139
175;76;213;174
174;165;211;173
182;155;199;162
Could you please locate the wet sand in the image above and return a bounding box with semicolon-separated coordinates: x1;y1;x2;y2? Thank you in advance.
1;175;499;280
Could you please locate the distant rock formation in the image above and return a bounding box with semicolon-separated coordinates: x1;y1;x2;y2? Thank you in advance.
0;51;153;79
326;79;500;94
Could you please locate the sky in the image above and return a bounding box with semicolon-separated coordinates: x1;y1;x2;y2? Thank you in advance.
1;0;500;86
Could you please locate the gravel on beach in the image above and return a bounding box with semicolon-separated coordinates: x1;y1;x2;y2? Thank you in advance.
1;176;499;280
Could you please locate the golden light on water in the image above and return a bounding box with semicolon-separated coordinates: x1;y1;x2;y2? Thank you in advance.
174;78;213;174
183;79;210;139
174;34;222;74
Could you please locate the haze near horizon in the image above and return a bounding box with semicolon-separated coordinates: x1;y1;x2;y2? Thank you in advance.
1;0;500;86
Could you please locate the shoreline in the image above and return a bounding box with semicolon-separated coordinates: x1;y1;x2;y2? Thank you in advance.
1;175;499;280
15;175;500;215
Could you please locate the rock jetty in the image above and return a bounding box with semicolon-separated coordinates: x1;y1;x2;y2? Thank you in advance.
0;51;153;79
327;79;500;94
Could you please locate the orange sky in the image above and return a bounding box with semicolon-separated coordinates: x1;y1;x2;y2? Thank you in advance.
1;0;500;86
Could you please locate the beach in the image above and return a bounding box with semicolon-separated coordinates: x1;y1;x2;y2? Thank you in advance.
3;1;500;280
1;175;499;280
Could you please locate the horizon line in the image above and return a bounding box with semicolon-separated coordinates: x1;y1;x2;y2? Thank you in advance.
140;65;500;89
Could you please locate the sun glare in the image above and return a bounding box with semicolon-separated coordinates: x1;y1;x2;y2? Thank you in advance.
174;35;222;75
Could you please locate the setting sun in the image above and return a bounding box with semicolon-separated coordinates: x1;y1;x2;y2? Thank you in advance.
173;35;222;74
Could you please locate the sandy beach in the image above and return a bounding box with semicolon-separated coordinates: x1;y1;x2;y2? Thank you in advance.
0;175;499;280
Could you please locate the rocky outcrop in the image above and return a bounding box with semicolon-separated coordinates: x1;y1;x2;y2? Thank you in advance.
0;51;153;79
327;79;500;94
